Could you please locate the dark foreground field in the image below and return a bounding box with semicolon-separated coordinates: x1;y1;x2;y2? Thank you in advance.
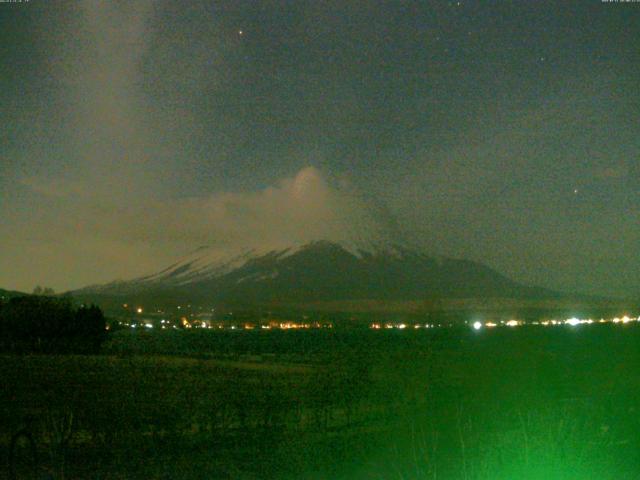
2;324;640;479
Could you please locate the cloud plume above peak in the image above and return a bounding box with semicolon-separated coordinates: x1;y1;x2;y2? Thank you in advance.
123;166;399;251
6;167;399;291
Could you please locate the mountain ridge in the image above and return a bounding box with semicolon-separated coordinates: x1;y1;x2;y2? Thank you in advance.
73;239;559;307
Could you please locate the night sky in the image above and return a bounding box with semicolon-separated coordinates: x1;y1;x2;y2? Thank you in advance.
1;1;639;297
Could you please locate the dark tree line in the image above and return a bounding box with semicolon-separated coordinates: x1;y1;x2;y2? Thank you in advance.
0;295;106;353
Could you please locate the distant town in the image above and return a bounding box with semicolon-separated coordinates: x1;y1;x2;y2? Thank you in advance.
109;302;640;332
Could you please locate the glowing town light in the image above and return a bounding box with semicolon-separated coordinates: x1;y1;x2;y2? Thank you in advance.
565;318;580;326
485;322;497;328
473;321;482;330
621;316;631;324
506;320;519;327
136;307;143;314
144;323;153;329
397;323;406;329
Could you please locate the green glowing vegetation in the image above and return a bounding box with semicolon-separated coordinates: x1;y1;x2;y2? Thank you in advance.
1;324;639;478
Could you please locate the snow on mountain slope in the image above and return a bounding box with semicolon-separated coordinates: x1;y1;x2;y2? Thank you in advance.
129;237;416;288
74;237;557;305
72;168;555;303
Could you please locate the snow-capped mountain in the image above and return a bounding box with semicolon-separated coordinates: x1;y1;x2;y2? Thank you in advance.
75;239;552;305
136;238;413;287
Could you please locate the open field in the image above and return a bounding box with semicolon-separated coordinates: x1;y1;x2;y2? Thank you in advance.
2;324;640;479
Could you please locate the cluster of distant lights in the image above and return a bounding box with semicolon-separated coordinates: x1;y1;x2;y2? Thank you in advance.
120;323;333;331
120;319;179;330
370;323;440;330
369;315;640;331
118;317;332;331
176;321;332;331
123;305;639;332
471;315;639;330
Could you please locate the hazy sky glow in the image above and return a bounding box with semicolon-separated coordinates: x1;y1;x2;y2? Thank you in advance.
1;1;639;297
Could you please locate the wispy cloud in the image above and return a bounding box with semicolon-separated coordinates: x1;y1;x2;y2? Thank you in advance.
4;167;395;291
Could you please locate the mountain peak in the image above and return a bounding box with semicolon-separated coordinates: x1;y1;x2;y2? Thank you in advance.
74;237;553;306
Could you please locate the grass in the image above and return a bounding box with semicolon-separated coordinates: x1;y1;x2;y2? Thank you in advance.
1;324;639;478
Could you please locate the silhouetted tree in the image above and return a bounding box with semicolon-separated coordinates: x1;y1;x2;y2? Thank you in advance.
32;286;55;296
0;296;106;353
73;305;107;351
